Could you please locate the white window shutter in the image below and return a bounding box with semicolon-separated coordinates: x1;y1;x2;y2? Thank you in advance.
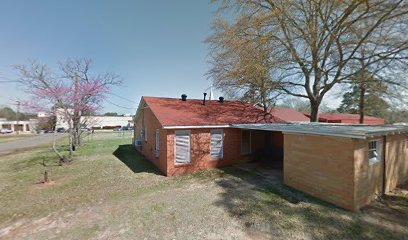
175;131;191;164
210;130;223;159
155;129;160;157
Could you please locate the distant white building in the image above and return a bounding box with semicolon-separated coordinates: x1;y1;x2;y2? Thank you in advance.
81;115;134;129
54;109;133;129
0;119;38;134
37;112;53;118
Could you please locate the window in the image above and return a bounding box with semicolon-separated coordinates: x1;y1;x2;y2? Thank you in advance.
241;130;251;154
144;127;148;142
210;130;223;160
155;129;160;158
368;140;382;165
175;130;191;164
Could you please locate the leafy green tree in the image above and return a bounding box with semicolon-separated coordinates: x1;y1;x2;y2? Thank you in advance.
337;79;389;119
104;112;118;116
0;107;17;120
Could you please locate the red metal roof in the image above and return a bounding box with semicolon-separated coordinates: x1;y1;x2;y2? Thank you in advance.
305;113;385;125
142;96;289;127
269;108;310;122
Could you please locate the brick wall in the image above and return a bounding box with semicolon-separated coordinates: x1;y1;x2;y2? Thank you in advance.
353;134;408;209
134;107;167;174
353;137;384;209
283;133;356;210
385;134;408;192
166;128;258;176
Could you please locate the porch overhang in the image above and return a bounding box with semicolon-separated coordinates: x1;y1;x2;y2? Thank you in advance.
231;123;408;139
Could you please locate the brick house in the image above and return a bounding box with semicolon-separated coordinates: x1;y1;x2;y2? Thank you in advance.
133;96;290;176
134;96;408;211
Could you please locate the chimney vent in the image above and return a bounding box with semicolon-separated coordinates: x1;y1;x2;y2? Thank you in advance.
181;94;187;101
219;96;224;103
202;93;207;105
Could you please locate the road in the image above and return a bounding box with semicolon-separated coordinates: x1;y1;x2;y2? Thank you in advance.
0;133;66;155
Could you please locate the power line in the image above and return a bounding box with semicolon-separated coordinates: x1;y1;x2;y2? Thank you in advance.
108;92;137;103
105;99;136;110
0;80;18;83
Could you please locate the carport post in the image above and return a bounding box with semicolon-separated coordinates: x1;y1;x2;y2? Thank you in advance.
381;135;387;195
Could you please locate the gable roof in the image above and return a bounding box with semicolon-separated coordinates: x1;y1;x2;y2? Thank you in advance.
269;108;310;122
139;96;286;127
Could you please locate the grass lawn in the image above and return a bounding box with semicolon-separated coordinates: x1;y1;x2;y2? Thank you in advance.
0;132;407;239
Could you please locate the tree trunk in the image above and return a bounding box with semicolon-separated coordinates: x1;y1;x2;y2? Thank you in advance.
309;100;320;122
68;128;74;160
52;129;65;162
359;83;366;124
263;102;268;112
43;170;49;183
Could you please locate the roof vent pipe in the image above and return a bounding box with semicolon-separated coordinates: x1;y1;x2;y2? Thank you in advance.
219;96;224;103
202;92;207;105
181;94;187;101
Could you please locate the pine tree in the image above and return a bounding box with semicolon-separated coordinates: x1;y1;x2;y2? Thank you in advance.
338;77;389;119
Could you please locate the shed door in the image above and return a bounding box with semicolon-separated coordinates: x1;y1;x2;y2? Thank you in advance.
175;130;191;164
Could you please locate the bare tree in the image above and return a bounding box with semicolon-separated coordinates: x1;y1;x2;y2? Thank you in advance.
342;18;408;123
207;20;282;111
208;0;408;121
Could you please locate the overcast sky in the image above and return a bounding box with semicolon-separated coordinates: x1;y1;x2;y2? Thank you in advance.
0;0;340;114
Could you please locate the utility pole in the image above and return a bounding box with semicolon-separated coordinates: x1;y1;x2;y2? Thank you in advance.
73;72;79;146
16;100;20;135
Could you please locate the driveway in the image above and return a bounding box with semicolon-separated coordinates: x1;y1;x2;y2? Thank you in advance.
0;133;66;155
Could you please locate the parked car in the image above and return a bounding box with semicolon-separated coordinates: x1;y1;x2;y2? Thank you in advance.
56;128;66;133
0;128;13;134
37;128;54;134
113;127;123;131
80;127;91;132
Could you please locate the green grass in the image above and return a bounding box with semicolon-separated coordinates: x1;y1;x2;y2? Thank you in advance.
0;132;407;239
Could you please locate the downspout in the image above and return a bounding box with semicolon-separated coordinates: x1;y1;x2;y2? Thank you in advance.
382;135;387;195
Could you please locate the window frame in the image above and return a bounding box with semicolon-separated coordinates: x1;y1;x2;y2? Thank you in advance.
144;127;148;142
368;139;382;165
174;130;191;165
241;129;252;155
210;129;224;160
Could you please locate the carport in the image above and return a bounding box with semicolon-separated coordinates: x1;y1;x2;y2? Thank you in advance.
232;123;408;211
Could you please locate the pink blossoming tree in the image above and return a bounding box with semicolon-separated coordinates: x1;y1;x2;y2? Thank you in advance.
15;58;121;162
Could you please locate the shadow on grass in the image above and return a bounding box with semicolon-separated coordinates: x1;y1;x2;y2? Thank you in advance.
213;165;408;239
113;144;163;175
